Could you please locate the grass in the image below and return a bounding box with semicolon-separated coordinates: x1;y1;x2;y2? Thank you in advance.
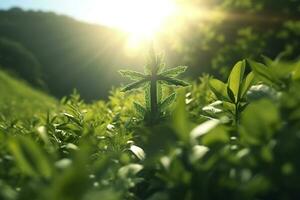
0;69;57;119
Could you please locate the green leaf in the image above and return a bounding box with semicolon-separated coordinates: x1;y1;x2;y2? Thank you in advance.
159;76;189;87
63;112;81;126
248;59;274;85
201;125;229;146
202;101;223;114
133;101;147;117
240;99;280;145
293;63;300;80
209;79;230;102
227;60;246;102
240;72;255;98
190;119;220;140
129;145;146;160
8;136;52;178
160;66;188;77
145;48;164;74
261;55;274;66
118;164;143;179
172;90;191;143
121;79;148;92
157;81;163;102
159;93;176;111
157;56;166;74
119;70;146;81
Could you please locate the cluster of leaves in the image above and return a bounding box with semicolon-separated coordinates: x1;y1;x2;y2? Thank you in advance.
1;56;300;200
120;50;189;124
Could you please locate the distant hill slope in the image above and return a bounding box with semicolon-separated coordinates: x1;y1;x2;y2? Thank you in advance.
0;4;299;102
0;8;143;101
0;69;56;119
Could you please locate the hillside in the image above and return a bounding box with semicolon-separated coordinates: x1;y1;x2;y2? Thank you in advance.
0;3;299;102
0;69;56;119
0;8;143;101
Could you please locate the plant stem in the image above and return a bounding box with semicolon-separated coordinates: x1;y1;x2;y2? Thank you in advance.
150;75;158;119
235;103;239;125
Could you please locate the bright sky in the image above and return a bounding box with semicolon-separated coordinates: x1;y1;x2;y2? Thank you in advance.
0;0;202;51
0;0;178;33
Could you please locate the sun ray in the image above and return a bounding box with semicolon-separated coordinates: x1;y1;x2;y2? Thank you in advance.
90;0;178;50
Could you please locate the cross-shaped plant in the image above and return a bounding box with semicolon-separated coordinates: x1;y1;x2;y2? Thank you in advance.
119;49;189;123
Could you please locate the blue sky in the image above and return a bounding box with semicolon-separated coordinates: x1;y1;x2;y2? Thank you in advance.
0;0;115;25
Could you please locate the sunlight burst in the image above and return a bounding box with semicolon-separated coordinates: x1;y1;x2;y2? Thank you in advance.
92;0;178;48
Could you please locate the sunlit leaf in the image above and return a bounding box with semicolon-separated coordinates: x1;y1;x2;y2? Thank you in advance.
190;119;220;140
246;84;278;102
118;164;143;179
160;66;188;77
129;145;146;160
189;145;209;163
55;158;72;169
119;70;146;81
202;100;224;115
227;60;245;102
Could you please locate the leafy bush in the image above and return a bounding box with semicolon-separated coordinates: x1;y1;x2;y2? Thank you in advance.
0;56;300;200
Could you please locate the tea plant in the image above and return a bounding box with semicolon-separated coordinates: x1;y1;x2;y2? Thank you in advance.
120;49;189;123
1;57;300;200
207;60;255;124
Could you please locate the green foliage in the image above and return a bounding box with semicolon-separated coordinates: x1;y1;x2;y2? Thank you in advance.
1;2;300;101
0;38;42;86
2;48;300;200
208;60;255;124
248;57;298;90
120;50;189;124
0;70;56;120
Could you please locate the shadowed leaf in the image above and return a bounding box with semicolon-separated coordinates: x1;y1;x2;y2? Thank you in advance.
133;101;147;117
159;93;176;111
160;76;189;87
121;79;148;92
209;79;230;102
241;72;255;98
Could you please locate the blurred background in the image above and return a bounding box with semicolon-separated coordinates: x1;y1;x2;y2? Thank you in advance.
0;0;299;101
